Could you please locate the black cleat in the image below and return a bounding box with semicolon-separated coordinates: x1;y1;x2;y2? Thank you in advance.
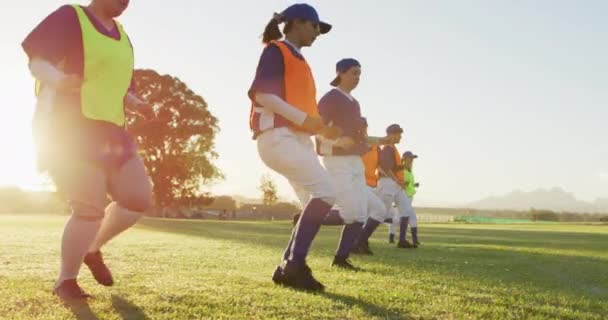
84;251;114;286
272;265;286;285
351;240;373;255
282;261;325;292
331;256;359;270
397;240;415;249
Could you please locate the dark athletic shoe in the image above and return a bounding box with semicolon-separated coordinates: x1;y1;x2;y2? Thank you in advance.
84;251;114;286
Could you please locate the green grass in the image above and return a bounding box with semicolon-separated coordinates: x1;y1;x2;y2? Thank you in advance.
1;214;607;319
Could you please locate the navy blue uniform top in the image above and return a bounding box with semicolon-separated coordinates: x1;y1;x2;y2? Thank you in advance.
379;145;400;176
317;89;368;156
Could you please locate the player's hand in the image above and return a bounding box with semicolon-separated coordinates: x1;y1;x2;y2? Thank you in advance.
301;115;324;133
335;136;355;149
319;125;343;140
56;74;82;91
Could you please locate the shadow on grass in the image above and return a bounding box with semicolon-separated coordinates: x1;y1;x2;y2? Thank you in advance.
112;295;149;320
63;300;98;320
321;292;407;320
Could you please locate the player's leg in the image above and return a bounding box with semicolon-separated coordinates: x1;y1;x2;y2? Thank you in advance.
395;190;415;248
324;157;366;269
49;161;108;299
388;206;398;243
85;155;153;285
355;179;393;254
290;182;343;227
258;129;335;291
407;198;420;246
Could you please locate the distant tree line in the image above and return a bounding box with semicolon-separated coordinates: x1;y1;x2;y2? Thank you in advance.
0;187;66;214
417;206;608;222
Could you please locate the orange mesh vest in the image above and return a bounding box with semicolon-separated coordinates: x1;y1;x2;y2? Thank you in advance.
362;145;380;187
250;41;319;137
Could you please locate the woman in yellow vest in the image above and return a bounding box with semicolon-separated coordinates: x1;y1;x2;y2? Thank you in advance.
248;4;340;292
402;151;420;246
22;0;153;300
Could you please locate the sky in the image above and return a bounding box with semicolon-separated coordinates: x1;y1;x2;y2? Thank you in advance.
0;0;606;206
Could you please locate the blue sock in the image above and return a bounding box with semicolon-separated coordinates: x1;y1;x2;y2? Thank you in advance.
412;227;418;243
282;228;296;261
399;217;410;243
284;209;343;260
336;222;363;258
359;217;381;244
287;198;332;265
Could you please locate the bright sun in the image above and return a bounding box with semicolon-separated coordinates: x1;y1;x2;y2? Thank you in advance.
0;68;50;191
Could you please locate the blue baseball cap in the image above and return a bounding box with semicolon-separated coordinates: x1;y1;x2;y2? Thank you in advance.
386;124;404;134
402;151;418;159
330;58;361;86
280;4;332;34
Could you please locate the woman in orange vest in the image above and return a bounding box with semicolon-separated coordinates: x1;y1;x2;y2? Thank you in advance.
22;0;154;300
248;3;340;292
355;124;417;253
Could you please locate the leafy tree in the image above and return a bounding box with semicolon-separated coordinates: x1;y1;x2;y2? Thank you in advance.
259;174;278;208
127;69;222;210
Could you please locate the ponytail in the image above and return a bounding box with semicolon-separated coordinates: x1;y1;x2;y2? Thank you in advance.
262;13;284;44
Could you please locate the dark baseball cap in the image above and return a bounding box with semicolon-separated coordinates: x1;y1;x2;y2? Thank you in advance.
330;58;361;86
402;151;418;159
280;4;332;34
386;124;403;134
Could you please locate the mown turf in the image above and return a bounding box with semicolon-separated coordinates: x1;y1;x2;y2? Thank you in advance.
0;214;606;319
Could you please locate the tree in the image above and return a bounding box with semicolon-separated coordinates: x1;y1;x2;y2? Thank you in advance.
259;174;278;208
127;69;222;210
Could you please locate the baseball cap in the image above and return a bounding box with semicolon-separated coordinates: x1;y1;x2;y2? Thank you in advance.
330;58;361;86
386;124;403;134
402;151;418;159
280;4;332;34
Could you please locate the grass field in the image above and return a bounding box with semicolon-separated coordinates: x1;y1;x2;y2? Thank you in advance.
0;214;607;319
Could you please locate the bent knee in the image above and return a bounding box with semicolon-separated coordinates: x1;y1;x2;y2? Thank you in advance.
71;202;105;221
117;185;153;213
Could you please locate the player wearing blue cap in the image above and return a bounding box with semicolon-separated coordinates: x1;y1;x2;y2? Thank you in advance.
354;124;417;253
401;151;421;246
316;59;392;269
248;3;339;292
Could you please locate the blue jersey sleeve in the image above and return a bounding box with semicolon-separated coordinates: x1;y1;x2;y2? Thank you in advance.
318;92;336;126
248;44;285;102
22;5;79;64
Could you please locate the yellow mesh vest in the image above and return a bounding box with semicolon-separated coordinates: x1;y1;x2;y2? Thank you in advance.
73;4;133;126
